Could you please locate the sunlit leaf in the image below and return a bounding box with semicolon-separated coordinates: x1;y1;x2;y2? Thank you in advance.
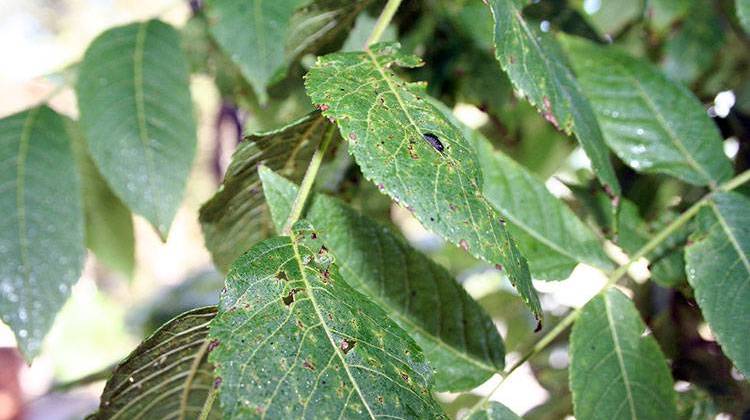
0;106;85;360
261;167;506;391
200;112;332;271
562;35;732;187
90;307;220;419
487;0;620;195
305;42;541;323
685;192;750;377
77;19;197;238
570;289;676;420
209;224;445;418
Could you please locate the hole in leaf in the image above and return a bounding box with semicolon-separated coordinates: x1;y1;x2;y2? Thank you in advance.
340;339;356;355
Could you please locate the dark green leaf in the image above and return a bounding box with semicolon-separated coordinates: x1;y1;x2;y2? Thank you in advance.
260;167;506;392
0;106;85;359
562;35;732;187
90;307;220;419
472;132;613;280
488;0;620;195
685;192;750;377
305;42;541;323
662;3;724;85
570;289;676;420
209;227;445;418
77;19;197;238
199;112;331;271
467;401;522;420
740;0;750;33
67;120;135;278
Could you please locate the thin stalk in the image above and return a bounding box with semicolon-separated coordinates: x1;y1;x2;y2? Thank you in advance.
198;386;218;420
282;126;335;234
364;0;403;47
462;169;750;418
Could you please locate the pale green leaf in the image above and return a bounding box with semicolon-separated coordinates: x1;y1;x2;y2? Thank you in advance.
209;226;445;418
647;0;690;33
260;167;506;392
740;0;750;33
468;402;522;420
488;0;620;195
77;19;197;238
90;307;220;419
472;131;613;280
571;0;642;36
67;120;135;278
199;112;331;272
561;35;732;187
570;289;676;420
205;0;372;102
685;192;750;377
0;106;85;359
305;42;541;323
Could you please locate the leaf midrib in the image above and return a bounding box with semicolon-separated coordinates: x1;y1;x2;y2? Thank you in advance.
710;201;750;273
290;238;377;419
15;108;38;310
603;294;637;420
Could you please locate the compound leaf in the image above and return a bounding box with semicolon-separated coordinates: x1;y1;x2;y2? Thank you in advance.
260;167;506;392
77;19;197;239
305;42;541;323
685;192;750;377
570;289;676;420
209;226;445;418
0;106;85;359
90;307;220;419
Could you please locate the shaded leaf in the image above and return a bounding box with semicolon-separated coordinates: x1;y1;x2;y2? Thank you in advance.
305;42;541;323
740;0;750;33
77;19;197;238
685;192;750;377
571;0;642;36
209;226;445;418
0;106;85;359
90;307;220;419
472;132;613;280
67;120;135;278
570;289;676;420
468;401;522;420
647;0;691;33
199;112;331;272
205;0;372;103
487;0;620;195
562;35;732;187
662;2;724;85
260;167;506;391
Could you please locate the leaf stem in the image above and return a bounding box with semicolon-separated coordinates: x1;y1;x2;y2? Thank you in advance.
198;385;218;420
462;168;750;418
282;125;335;234
364;0;403;47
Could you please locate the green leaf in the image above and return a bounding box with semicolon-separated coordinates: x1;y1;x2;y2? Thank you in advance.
662;3;724;85
76;19;197;239
685;192;750;377
487;0;620;195
561;35;732;187
571;0;642;36
209;227;445;418
468;402;522;420
205;0;372;102
199;112;331;271
471;131;613;280
67;120;135;278
90;307;220;419
570;289;676;420
260;167;506;392
647;0;690;33
740;0;750;33
0;106;85;359
305;42;542;323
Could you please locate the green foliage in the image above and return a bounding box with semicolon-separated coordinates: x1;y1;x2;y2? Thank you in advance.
570;289;677;420
208;227;445;418
0;106;85;359
467;402;521;420
76;19;197;238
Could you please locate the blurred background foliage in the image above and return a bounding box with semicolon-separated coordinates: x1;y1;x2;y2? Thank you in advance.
0;0;748;418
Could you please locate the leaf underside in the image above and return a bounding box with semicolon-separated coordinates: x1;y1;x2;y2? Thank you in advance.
0;106;85;359
76;19;197;238
686;192;750;377
200;112;332;272
90;307;220;419
261;167;506;392
570;289;676;420
305;42;542;323
209;228;445;418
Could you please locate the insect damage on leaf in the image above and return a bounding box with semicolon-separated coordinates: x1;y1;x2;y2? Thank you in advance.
422;132;445;152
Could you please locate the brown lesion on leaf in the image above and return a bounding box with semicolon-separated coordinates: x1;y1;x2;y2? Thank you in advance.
340;339;356;355
542;96;559;128
275;270;288;282
302;359;316;371
282;288;303;306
